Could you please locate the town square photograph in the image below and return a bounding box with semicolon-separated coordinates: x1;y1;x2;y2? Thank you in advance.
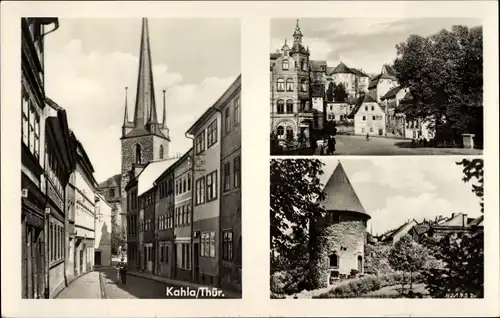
20;17;241;299
269;18;484;156
270;157;484;298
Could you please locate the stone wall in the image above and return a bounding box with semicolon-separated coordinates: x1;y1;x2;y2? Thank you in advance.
310;211;367;288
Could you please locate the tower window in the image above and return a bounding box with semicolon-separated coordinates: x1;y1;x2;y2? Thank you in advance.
286;100;293;113
277;78;285;91
159;145;164;159
135;144;142;164
282;59;289;70
329;253;339;268
276;100;285;114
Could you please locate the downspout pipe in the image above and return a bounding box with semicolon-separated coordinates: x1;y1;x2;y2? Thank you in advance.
211;106;223;287
184;132;195;282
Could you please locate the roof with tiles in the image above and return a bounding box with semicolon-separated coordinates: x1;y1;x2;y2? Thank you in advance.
381;86;403;100
99;174;122;189
137;158;179;197
331;61;355;75
318;162;370;218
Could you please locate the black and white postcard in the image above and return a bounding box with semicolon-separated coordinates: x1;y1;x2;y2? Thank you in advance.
1;1;498;318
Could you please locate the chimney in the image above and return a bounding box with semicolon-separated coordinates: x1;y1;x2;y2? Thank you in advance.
463;213;467;227
451;213;455;219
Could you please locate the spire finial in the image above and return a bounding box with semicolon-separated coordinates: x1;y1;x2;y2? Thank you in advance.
162;88;167;128
123;86;129;126
132;17;159;128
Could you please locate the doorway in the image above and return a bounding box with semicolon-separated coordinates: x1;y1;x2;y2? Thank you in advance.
193;243;199;282
95;251;102;266
357;255;363;273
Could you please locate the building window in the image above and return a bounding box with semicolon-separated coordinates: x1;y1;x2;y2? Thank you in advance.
372;116;376;120
233;97;240;126
224;107;231;134
187;173;191;191
362;116;366;121
22;92;41;159
159;145;164;159
370;127;373;133
329;253;339;268
201;232;215;257
277;126;284;135
195;131;205;154
207;119;217;148
286;100;293;113
223;162;231;191
282;59;289;70
195;177;205;205
365;106;368;111
206;170;218;202
301;79;307;92
286;78;294;91
222;230;233;261
277;78;285;91
276;100;284;114
233;156;240;188
371;105;375;111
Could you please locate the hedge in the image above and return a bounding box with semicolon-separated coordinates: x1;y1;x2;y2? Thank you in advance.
313;272;424;298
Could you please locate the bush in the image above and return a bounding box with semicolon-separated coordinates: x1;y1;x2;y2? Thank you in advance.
349;269;359;278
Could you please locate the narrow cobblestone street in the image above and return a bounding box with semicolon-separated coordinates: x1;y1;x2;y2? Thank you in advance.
55;263;239;299
56;272;102;299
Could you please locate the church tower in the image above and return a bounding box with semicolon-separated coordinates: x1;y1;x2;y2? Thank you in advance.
120;17;170;225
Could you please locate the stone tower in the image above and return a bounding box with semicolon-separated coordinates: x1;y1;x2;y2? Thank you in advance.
120;17;170;230
309;162;371;288
289;19;311;139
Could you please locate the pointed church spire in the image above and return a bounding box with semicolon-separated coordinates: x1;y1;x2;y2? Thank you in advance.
122;86;129;126
162;89;167;128
132;17;159;129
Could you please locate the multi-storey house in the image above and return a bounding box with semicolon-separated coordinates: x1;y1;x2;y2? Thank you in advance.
21;17;60;299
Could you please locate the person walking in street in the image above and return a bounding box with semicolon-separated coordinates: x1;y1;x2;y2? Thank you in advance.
310;135;317;155
366;132;370;141
116;261;122;282
327;136;335;155
120;262;127;284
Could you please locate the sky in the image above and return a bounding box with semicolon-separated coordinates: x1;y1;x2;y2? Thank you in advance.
271;18;482;75
315;157;482;235
44;18;240;182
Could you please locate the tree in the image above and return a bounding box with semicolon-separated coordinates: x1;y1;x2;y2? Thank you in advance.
456;158;484;212
393;25;483;145
270;159;326;275
333;83;348;102
421;158;484;298
424;232;484;298
388;234;427;290
326;82;335;102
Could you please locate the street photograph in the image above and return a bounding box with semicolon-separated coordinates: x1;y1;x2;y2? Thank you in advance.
270;157;484;298
269;18;484;156
21;17;241;299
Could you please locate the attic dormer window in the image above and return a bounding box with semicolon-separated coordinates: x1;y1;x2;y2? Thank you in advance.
282;59;289;70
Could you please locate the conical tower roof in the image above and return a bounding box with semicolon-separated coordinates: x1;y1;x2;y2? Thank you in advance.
319;162;370;218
